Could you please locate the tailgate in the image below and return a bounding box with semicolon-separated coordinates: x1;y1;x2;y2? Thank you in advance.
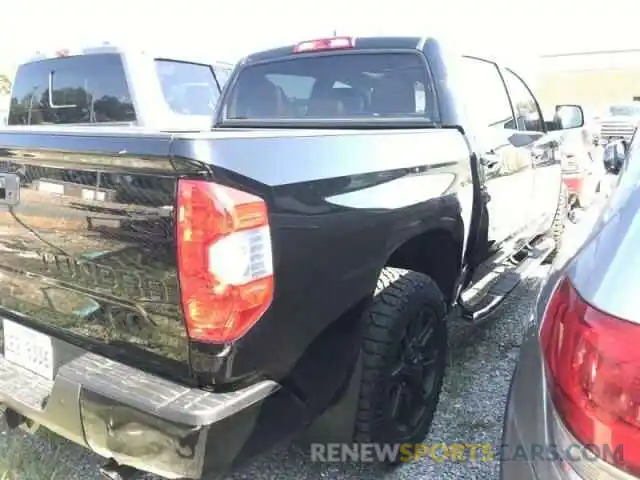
0;130;195;382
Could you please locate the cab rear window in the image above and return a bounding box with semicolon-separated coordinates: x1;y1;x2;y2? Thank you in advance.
219;52;435;123
8;53;136;125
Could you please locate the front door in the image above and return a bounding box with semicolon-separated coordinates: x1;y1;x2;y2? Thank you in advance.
500;67;559;234
460;56;535;249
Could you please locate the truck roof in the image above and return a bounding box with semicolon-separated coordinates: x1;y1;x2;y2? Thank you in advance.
240;35;502;68
242;36;426;63
24;43;235;69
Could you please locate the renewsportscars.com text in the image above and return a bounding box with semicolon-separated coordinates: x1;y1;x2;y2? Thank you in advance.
310;442;624;463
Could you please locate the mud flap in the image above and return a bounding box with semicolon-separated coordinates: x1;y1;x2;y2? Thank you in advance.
299;350;364;445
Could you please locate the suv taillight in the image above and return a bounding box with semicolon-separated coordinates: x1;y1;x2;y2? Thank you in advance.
540;277;640;475
176;179;273;343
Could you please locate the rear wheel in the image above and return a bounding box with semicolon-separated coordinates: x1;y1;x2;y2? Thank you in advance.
353;267;447;459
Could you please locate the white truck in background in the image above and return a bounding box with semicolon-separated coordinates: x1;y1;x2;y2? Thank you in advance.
2;44;234;197
596;102;640;143
6;44;233;130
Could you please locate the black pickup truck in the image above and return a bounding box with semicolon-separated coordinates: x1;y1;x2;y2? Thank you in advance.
0;36;582;479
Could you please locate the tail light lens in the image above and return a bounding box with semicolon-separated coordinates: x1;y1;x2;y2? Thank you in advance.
176;179;274;343
293;36;354;53
540;277;640;475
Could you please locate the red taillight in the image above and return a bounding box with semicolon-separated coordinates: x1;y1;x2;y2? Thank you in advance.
176;179;274;343
541;277;640;475
293;36;354;53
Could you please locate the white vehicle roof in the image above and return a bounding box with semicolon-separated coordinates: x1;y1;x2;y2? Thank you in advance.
24;43;234;69
12;42;234;131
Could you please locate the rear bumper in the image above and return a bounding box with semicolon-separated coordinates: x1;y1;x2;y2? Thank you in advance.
501;325;564;480
0;347;280;479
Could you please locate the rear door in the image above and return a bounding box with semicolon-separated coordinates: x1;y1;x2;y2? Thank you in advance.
460;56;535;247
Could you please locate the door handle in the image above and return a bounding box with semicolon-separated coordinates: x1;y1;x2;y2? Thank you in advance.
480;151;500;168
531;148;545;160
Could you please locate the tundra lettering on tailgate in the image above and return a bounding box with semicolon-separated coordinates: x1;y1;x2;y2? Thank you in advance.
39;251;177;302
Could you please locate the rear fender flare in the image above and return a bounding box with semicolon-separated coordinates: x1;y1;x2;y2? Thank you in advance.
381;215;465;303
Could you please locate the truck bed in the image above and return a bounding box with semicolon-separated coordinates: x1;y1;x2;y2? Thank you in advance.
0;125;471;387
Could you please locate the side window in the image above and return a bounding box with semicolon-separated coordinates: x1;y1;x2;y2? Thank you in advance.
460;57;514;130
502;69;544;132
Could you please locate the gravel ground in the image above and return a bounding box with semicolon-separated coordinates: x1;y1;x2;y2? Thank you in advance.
0;196;605;480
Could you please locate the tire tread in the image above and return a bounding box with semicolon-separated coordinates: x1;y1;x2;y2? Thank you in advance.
353;267;446;444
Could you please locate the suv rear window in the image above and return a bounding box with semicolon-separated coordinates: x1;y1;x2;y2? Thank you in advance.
155;60;220;116
219;52;435;123
8;53;136;125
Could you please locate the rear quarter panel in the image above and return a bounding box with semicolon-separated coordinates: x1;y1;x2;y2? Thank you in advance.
172;128;474;386
567;135;640;321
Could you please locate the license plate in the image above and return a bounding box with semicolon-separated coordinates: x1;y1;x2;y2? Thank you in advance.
3;319;54;380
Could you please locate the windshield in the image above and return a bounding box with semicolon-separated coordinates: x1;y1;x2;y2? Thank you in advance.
155;60;220;116
219;52;436;124
609;104;640;117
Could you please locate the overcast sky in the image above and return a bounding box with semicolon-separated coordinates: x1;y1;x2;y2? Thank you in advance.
1;0;640;80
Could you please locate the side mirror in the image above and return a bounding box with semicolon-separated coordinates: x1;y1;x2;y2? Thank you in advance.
553;104;585;130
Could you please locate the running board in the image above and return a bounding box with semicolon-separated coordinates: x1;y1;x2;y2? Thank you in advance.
458;237;556;323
